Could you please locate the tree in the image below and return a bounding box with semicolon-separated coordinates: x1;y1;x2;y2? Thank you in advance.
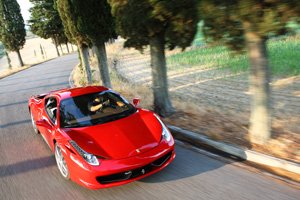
5;49;11;68
199;0;300;144
63;0;117;88
57;33;70;53
0;0;26;67
56;0;92;84
109;0;199;117
29;0;68;57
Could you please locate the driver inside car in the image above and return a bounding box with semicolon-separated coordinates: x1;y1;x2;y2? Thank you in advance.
89;96;110;113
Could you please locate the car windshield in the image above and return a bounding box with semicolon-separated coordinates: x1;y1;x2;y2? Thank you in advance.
59;91;136;128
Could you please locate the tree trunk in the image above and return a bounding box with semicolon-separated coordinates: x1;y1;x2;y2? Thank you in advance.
90;47;95;57
5;51;12;69
149;34;175;117
94;42;112;88
54;38;60;57
65;43;70;54
59;44;64;55
78;43;93;84
40;44;45;59
71;44;74;52
244;22;271;144
16;50;24;67
77;48;82;67
55;44;60;57
43;46;47;59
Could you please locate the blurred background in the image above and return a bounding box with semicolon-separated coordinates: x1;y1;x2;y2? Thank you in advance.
0;0;299;164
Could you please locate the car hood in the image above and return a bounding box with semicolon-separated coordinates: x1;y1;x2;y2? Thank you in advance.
63;109;162;160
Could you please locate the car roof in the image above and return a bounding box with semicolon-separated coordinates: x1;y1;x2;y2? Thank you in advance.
50;86;110;100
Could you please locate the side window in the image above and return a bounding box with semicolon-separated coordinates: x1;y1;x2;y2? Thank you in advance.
45;97;58;124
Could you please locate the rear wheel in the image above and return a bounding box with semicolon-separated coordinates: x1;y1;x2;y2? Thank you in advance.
55;144;70;179
30;110;39;134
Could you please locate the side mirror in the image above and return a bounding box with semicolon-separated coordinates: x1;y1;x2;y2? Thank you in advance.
36;119;52;129
133;98;140;107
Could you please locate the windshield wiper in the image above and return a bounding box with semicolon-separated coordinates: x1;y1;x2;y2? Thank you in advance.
104;111;132;122
92;118;106;125
85;108;136;126
63;124;88;128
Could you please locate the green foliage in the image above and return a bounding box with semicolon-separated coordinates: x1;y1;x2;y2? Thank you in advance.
56;0;74;43
68;0;116;45
57;0;116;46
286;21;300;34
0;0;26;52
109;0;199;50
192;21;205;47
199;0;300;52
168;36;300;76
29;0;67;44
56;0;90;45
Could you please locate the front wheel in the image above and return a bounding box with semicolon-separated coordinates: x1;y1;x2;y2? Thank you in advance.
30;110;39;134
55;144;70;180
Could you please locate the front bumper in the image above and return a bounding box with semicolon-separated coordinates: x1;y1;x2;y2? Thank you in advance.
61;139;175;189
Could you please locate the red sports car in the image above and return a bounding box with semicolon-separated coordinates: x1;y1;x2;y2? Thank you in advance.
28;86;175;189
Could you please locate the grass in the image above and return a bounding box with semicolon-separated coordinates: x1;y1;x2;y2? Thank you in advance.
268;36;300;76
0;65;31;80
167;45;248;73
167;35;300;76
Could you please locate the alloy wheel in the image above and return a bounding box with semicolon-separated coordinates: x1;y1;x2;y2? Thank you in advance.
30;111;39;134
55;144;70;179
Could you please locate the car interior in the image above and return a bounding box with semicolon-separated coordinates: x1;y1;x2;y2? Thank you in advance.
45;97;58;124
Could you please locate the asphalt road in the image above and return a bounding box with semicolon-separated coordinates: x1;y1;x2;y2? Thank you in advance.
0;54;299;200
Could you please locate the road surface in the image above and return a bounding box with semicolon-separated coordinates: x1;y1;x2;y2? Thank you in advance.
0;54;299;200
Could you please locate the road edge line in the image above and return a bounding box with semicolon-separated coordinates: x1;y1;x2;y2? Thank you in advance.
168;125;300;182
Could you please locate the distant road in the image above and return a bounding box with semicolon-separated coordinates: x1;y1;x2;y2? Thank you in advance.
0;54;299;200
0;37;75;73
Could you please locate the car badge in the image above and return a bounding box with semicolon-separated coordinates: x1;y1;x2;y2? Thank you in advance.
141;169;145;175
136;149;141;153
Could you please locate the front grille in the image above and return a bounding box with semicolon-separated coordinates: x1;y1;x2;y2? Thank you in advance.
97;151;173;184
152;152;172;167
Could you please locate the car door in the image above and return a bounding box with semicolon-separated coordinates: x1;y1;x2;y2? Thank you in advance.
40;97;58;148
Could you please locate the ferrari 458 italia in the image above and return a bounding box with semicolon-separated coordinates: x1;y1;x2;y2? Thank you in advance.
28;86;175;189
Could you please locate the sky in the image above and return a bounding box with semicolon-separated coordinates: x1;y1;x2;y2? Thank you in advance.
17;0;33;25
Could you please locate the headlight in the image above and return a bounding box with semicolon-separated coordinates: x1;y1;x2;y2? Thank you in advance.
69;140;100;166
154;114;171;142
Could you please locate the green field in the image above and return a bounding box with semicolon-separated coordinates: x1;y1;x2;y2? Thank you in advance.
168;35;300;76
